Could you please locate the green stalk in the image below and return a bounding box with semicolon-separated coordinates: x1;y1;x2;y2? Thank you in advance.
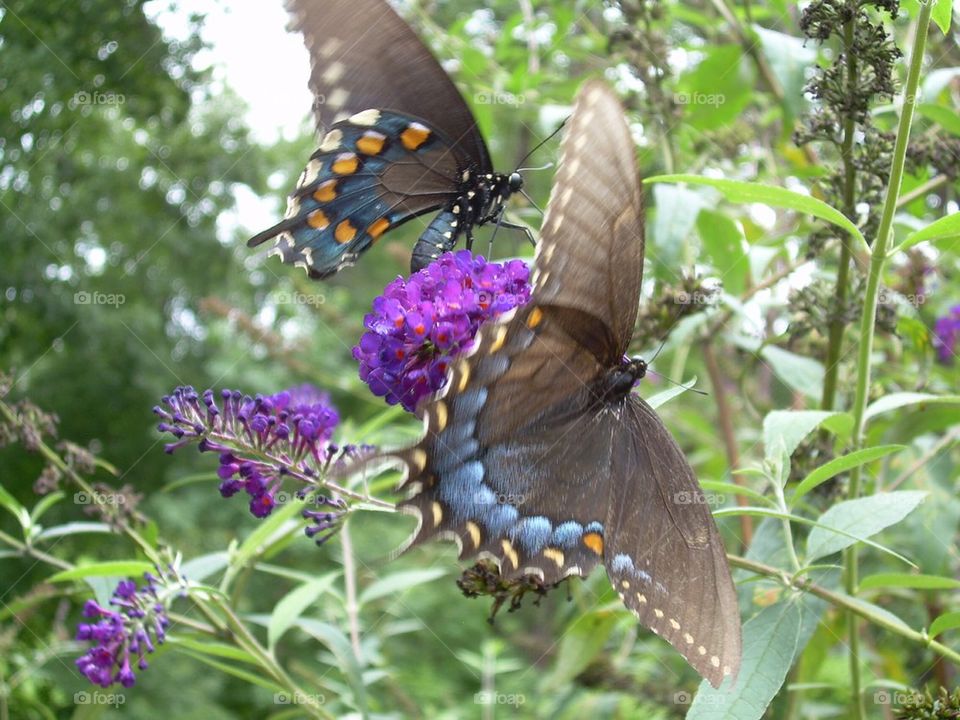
843;4;932;717
821;6;860;412
729;555;960;666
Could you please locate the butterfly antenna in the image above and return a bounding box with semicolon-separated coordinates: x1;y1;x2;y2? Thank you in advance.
647;370;709;397
516;161;554;173
514;117;569;170
648;337;669;364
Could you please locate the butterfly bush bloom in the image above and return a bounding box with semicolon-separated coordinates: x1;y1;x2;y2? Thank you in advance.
154;385;363;541
354;250;531;411
75;574;169;688
933;304;960;364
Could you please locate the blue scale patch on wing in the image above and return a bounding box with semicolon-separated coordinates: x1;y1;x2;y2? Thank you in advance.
248;109;462;278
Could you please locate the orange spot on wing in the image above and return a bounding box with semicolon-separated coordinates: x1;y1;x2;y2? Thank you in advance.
583;532;604;555
527;306;544;328
401;122;431;151
335;219;357;244
331;153;359;175
312;180;337;203
307;210;330;230
368;217;390;240
356;130;387;155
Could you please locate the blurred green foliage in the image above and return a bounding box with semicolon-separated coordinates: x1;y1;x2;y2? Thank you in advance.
2;0;959;718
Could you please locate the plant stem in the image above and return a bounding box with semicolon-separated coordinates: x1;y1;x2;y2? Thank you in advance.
895;173;948;209
821;7;860;413
842;4;932;717
0;528;73;570
340;520;363;660
702;341;753;548
729;555;960;666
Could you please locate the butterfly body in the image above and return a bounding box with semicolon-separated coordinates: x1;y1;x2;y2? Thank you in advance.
375;81;741;688
249;0;525;277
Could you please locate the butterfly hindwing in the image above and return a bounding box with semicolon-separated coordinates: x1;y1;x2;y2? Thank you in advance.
248;110;464;278
605;396;741;688
396;309;611;585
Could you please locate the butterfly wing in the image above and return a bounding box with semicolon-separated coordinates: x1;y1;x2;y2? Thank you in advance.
396;340;611;586
532;79;644;362
248;111;464;278
605;395;741;687
285;0;490;169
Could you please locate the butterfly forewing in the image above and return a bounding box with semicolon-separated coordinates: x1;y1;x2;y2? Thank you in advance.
285;0;489;167
533;81;644;361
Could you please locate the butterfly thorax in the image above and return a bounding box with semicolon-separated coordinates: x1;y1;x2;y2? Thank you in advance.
462;171;522;227
599;357;648;404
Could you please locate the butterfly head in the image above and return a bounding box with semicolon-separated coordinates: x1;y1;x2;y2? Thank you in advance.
601;357;648;402
507;171;524;193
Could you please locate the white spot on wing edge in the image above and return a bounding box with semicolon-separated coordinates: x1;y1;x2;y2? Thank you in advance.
349;109;381;126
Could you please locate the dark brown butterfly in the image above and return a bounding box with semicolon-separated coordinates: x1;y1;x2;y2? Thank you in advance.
247;0;526;278
380;80;741;687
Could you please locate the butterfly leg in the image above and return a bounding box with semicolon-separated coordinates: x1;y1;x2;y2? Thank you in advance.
498;218;536;247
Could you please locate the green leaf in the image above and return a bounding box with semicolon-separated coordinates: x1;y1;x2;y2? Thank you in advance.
791;445;906;506
296;618;367;710
759;346;825;400
0;482;30;532
268;573;340;652
35;522;112;541
173;649;286;694
697;210;748;295
644;175;868;253
700;480;776;507
763;410;841;462
30;491;66;524
890;213;960;255
843;596;912;632
358;567;448;606
916;103;960;136
166;637;259;665
651;184;705;272
859;573;960;591
180;552;230;582
805;491;927;562
48;561;154;582
930;611;960;638
677;45;752;131
864;392;960;423
543;611;619;690
932;0;953;34
715;507;912;565
687;600;802;719
647;376;699;409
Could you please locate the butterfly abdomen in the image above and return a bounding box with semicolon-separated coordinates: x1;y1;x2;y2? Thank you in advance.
410;205;465;272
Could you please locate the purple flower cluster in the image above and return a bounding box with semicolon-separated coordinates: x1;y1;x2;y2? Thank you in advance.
353;251;531;411
75;575;169;688
155;385;341;519
933;304;960;364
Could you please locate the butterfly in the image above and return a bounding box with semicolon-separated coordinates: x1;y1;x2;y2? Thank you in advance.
247;0;530;279
381;80;741;687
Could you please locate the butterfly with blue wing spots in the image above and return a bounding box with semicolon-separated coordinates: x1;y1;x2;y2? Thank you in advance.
359;80;742;688
248;0;529;279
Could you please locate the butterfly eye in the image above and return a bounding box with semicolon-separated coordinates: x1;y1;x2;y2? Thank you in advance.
508;172;523;192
